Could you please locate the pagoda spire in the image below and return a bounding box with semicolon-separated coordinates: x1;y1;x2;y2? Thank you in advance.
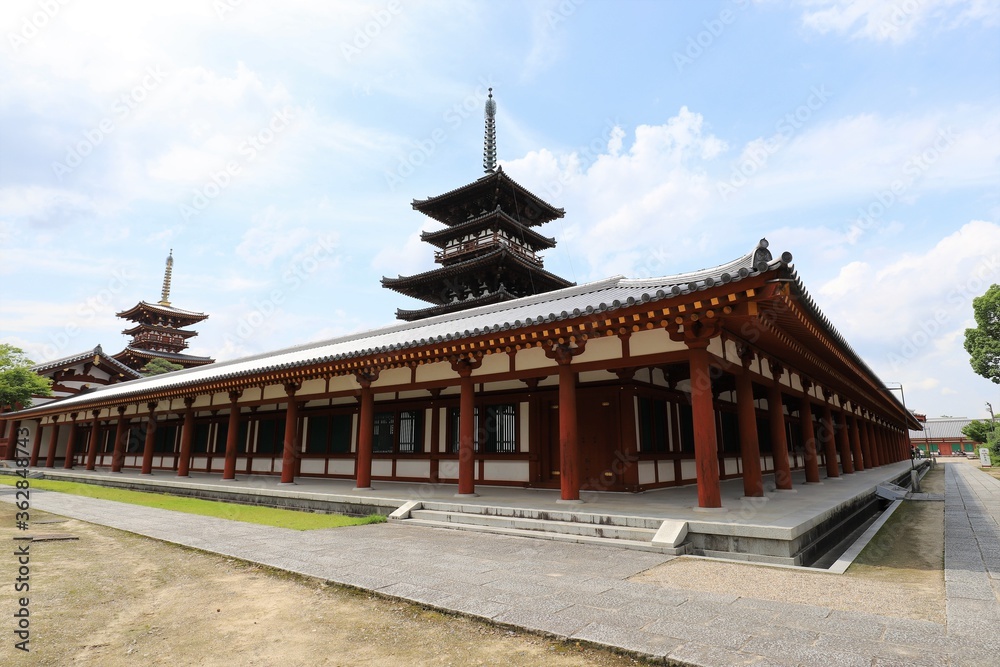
483;88;497;174
159;249;174;306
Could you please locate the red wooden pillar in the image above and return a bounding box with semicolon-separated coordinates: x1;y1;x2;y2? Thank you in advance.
859;415;873;467
876;424;887;464
354;370;378;490
4;419;21;460
458;370;477;496
557;359;580;502
866;420;881;467
140;403;158;474
111;406;128;473
63;412;79;469
44;416;60;468
799;393;820;483
688;341;722;508
767;365;792;490
85;409;101;470
177;397;196;477
836;408;854;474
735;369;763;497
28;421;44;467
848;412;864;471
820;402;839;478
280;384;301;484
223;390;243;480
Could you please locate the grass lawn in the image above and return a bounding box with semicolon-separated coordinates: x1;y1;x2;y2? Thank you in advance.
0;476;385;530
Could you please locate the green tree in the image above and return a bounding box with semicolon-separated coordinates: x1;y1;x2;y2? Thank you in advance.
962;419;996;444
140;358;184;376
0;343;53;410
964;283;1000;384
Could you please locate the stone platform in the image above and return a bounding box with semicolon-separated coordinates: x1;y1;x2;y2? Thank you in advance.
24;460;915;566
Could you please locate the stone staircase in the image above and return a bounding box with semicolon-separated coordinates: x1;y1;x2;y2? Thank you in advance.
388;500;690;555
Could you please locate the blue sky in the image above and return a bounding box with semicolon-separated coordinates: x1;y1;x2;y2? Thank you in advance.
1;0;998;419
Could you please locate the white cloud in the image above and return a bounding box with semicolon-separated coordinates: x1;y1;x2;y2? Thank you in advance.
797;0;999;43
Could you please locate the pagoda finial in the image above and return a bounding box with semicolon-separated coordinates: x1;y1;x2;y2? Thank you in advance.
483;88;497;174
159;249;174;306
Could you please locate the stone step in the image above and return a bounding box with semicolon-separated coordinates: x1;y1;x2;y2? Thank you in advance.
408;508;658;542
401;517;687;554
419;501;663;529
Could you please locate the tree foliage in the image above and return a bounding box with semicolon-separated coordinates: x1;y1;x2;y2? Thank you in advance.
0;343;53;410
962;419;997;444
964;283;1000;384
140;357;184;376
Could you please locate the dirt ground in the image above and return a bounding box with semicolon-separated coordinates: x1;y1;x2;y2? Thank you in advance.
633;465;946;622
0;505;647;667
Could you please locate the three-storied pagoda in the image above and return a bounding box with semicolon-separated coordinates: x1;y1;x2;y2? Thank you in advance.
113;251;214;371
382;89;574;321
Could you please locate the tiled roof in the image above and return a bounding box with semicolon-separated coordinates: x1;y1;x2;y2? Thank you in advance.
116;301;208;321
381;246;574;293
30;345;143;379
10;242;778;414
7;240;914;425
909;418;986;440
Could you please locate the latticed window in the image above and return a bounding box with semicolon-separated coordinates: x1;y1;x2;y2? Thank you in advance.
449;403;517;453
398;410;423;453
637;397;668;453
372;412;394;453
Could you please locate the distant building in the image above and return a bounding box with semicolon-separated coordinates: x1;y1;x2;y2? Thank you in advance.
112;250;213;371
909;417;984;456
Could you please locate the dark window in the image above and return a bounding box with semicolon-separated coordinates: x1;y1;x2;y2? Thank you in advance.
306;415;330;454
720;412;740;454
193;423;212;453
638;397;668;453
678;404;695;453
153;425;177;453
757;417;772;453
398;410;423;454
126;425;145;453
255;418;284;455
330;414;352;454
372;412;394;453
102;429;114;453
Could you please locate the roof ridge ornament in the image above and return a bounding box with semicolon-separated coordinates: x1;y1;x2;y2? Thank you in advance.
483;88;497;174
752;238;772;272
159;249;174;306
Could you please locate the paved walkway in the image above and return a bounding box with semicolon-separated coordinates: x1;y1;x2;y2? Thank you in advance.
3;464;997;666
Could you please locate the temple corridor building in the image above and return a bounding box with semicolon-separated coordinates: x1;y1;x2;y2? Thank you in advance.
1;91;919;509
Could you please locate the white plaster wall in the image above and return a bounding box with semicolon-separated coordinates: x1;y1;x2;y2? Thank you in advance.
371;460;392;477
483;460;529;482
472;353;508;377
515;347;555;371
519;402;530;453
329;460;354;476
630;329;684;357
638;461;656;485
657;460;675;482
300;459;325;474
680;460;698;480
415;362;453;383
373;367;410;388
396;459;430;478
574;335;622;364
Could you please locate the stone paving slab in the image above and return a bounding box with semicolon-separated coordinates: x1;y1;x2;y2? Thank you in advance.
3;469;998;666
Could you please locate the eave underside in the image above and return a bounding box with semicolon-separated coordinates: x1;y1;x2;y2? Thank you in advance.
411;169;564;227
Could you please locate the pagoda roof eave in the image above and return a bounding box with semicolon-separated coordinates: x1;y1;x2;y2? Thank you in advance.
116;301;209;323
419;208;557;250
381;247;574;297
121;324;199;338
410;167;565;227
395;289;515;321
112;347;215;366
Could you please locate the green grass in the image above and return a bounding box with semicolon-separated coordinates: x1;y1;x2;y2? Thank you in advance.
0;476;387;530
